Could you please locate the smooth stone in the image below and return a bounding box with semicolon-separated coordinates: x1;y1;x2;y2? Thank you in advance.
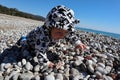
96;54;107;59
17;61;22;67
44;74;55;80
106;53;114;58
69;56;73;60
88;65;94;73
107;76;114;80
73;75;83;80
86;60;93;65
95;66;107;74
91;57;97;63
0;63;5;71
22;59;27;66
84;75;90;80
48;47;54;51
33;56;39;63
19;72;34;80
0;71;3;76
4;76;10;80
12;73;20;80
106;60;113;67
8;69;20;78
70;68;80;76
46;68;53;74
58;70;64;74
25;62;32;71
64;65;70;77
4;63;12;69
95;71;103;79
103;75;113;80
98;62;105;68
43;72;48;76
34;65;40;72
62;47;67;51
55;73;63;80
105;66;112;74
70;52;76;56
74;60;82;66
13;64;22;71
76;56;84;61
6;68;11;74
34;75;40;80
60;66;64;70
0;76;3;80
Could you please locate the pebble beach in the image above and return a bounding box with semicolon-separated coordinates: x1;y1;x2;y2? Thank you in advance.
0;13;120;80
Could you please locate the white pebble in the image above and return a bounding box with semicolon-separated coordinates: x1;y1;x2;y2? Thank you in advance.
44;74;55;80
0;63;5;71
105;66;112;74
56;73;63;80
4;63;12;69
86;60;93;65
98;62;105;68
88;65;94;73
25;62;32;71
22;59;26;65
34;65;40;72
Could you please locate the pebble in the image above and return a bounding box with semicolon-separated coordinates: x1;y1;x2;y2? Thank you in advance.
34;75;40;80
34;65;40;72
17;61;22;67
44;74;55;80
88;65;94;73
19;72;34;80
4;63;12;69
97;62;105;68
25;62;32;71
0;76;3;80
11;73;20;80
0;63;6;71
86;60;93;65
95;66;106;74
55;73;63;80
22;59;27;66
33;56;39;63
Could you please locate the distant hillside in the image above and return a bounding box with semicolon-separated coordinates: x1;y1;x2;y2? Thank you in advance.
0;4;45;21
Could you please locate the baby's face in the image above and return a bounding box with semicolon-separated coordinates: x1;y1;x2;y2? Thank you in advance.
51;27;68;40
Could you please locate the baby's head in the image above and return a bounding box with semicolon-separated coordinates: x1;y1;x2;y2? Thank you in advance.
44;5;80;40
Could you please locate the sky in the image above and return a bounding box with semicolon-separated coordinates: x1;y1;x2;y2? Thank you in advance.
0;0;120;34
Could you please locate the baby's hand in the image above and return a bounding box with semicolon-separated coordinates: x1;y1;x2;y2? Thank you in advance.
75;43;89;51
48;61;54;68
55;61;63;69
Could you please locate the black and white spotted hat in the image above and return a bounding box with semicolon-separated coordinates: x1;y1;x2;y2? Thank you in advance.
44;5;80;31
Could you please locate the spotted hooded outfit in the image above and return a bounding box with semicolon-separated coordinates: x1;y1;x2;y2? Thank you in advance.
20;5;81;66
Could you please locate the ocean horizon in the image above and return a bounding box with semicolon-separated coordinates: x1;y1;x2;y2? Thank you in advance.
75;27;120;40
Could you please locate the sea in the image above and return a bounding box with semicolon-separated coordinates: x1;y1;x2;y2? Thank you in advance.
75;27;120;40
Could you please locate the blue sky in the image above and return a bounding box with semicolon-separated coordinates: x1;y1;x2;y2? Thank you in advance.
0;0;120;34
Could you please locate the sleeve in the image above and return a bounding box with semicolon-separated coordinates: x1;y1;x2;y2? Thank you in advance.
65;29;82;47
26;28;38;50
26;27;50;66
20;27;49;65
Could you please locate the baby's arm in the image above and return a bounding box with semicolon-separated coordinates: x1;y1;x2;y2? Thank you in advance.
65;30;88;51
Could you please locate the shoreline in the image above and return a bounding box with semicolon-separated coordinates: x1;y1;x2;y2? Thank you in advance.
76;27;120;40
